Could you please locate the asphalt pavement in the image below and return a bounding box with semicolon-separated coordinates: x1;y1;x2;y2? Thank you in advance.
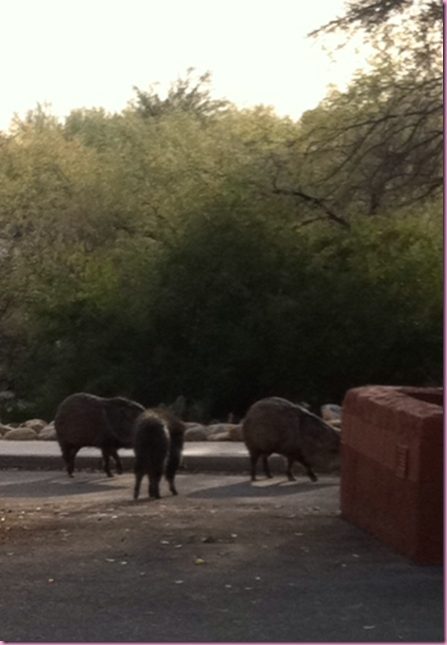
0;443;444;643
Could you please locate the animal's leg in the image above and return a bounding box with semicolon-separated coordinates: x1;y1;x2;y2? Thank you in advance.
166;449;181;495
111;449;123;474
166;470;178;495
60;443;70;475
166;477;177;495
67;446;79;477
262;455;273;479
101;448;114;477
61;444;76;477
297;454;318;482
286;456;296;481
149;469;162;499
250;451;260;481
133;471;143;499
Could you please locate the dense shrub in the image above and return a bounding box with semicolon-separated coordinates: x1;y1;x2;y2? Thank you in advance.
0;71;442;421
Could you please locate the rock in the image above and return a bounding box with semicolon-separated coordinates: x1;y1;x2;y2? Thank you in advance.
328;418;342;430
38;424;57;440
321;404;342;423
206;423;238;436
206;423;242;441
22;419;48;432
184;425;208;441
208;432;231;441
206;424;229;437
185;422;244;441
228;424;243;441
0;423;14;436
4;427;38;440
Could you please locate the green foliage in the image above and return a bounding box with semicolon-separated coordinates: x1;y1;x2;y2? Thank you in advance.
129;68;229;120
0;63;442;421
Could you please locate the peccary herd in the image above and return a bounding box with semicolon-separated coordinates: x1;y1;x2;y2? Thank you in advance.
54;393;340;499
55;393;185;499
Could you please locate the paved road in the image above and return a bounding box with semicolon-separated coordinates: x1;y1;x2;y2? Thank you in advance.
0;471;443;643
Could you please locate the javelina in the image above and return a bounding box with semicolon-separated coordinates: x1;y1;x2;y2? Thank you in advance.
152;407;185;495
242;396;340;482
133;408;185;500
55;393;145;477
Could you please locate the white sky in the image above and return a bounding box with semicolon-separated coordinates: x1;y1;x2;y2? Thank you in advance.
0;0;371;131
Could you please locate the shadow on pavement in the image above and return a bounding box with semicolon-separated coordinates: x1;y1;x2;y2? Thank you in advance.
0;476;129;498
187;478;336;498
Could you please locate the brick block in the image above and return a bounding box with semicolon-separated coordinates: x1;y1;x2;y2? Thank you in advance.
340;386;443;564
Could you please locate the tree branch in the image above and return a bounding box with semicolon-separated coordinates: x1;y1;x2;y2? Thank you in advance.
272;184;351;229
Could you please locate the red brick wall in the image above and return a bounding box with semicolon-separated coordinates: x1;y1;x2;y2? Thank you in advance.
340;386;443;564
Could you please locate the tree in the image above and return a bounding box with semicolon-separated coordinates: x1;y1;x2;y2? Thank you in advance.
0;61;442;420
310;0;442;40
299;60;441;216
309;0;442;77
268;0;442;225
129;68;229;121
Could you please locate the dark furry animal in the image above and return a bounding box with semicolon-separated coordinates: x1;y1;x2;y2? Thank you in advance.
55;393;144;477
242;396;340;482
152;407;185;495
133;408;185;500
